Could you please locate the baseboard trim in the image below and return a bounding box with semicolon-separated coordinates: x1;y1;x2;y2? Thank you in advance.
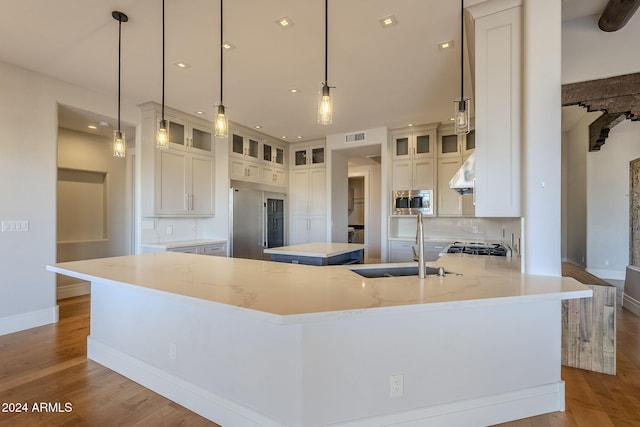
0;305;59;336
88;337;564;427
57;282;91;299
88;338;281;427
623;293;640;317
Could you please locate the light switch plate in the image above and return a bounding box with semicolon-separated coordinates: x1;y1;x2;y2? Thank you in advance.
1;220;29;232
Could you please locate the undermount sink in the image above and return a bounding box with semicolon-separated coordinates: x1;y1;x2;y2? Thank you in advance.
349;265;453;278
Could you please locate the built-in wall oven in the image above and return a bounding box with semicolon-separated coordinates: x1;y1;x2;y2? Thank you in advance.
392;190;433;216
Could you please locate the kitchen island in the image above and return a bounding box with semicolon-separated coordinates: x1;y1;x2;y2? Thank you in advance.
47;253;590;427
264;242;366;265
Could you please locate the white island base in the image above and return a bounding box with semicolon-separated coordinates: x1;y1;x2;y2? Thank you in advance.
48;253;590;426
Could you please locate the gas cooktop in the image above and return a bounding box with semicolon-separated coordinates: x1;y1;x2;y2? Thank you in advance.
446;242;509;257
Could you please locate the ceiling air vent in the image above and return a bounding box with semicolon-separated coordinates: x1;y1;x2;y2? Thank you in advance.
345;131;366;143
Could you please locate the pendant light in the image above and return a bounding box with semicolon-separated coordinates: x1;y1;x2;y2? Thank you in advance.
112;11;128;157
214;0;228;138
454;0;470;135
317;0;333;125
156;0;169;149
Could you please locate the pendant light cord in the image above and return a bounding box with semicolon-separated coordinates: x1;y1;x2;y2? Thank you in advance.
162;0;165;120
220;0;224;104
324;0;328;84
460;0;464;100
117;16;122;133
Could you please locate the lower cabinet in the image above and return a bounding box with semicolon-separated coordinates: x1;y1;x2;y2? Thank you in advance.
165;241;227;256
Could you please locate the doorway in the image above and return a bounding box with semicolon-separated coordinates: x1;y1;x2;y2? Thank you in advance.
56;105;135;298
630;158;640;266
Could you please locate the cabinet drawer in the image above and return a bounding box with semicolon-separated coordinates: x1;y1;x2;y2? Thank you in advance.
200;244;226;257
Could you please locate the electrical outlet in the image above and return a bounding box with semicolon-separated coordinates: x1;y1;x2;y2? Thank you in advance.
169;343;177;360
1;220;29;232
390;374;404;398
166;225;173;235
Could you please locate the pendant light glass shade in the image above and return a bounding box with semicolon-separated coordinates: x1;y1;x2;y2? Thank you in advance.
214;105;228;138
318;83;333;125
454;97;470;135
113;130;126;157
156;119;169;149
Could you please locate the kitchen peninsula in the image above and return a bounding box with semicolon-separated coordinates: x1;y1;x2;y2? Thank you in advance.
47;253;590;426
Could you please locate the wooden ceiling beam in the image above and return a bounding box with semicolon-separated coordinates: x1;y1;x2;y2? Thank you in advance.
598;0;640;32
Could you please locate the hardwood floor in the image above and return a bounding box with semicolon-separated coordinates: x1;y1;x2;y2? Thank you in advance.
1;288;640;426
0;296;217;426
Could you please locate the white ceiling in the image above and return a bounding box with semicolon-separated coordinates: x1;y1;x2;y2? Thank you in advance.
0;0;609;142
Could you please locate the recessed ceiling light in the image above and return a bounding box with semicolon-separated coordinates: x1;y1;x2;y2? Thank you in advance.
195;111;204;115
297;136;303;139
98;121;111;127
87;124;97;130
449;117;455;121
407;123;414;127
378;15;397;28
255;125;262;129
174;62;191;69
289;88;300;94
222;42;234;50
275;16;294;29
439;40;454;50
281;136;287;139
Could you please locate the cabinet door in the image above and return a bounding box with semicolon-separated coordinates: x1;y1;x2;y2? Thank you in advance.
189;153;215;215
439;134;460;158
437;158;462;216
309;216;327;243
263;143;273;162
293;148;308;168
310;147;325;167
190;124;213;154
246;161;261;181
156;149;188;214
392;160;412;190
167;116;187;151
247;139;260;160
392;135;411;159
413;158;435;190
291;169;310;215
413;133;433;159
230;158;248;180
290;216;310;244
275;147;285;165
273;168;286;186
231;133;245;158
308;168;326;216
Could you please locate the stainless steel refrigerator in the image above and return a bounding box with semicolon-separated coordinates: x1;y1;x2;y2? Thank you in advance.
230;187;285;260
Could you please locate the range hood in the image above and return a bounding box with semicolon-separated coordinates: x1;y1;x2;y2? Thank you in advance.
449;151;475;195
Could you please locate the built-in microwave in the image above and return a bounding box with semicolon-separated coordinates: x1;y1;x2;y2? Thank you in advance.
392;190;434;215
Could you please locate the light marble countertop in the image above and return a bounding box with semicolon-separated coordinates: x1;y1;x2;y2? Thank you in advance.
48;252;591;323
263;242;366;257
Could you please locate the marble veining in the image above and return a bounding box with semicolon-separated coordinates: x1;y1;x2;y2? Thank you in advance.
263;242;366;257
48;252;591;322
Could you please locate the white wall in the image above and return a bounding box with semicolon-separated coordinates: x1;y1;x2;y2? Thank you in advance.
0;60;138;335
586;121;640;279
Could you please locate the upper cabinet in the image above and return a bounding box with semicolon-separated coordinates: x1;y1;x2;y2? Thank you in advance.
470;1;522;217
229;125;288;188
391;125;437;191
436;125;475;217
293;145;325;169
162;114;213;156
139;102;215;217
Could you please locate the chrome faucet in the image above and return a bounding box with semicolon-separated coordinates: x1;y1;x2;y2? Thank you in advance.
416;212;425;279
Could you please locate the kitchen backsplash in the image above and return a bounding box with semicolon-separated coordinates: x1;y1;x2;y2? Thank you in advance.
389;216;522;254
140;217;222;244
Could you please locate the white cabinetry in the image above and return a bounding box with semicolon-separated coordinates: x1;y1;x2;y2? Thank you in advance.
144;240;227;256
436;126;475;217
140;102;215;217
229;127;288;188
471;1;521;217
290;141;326;244
391;125;437;191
